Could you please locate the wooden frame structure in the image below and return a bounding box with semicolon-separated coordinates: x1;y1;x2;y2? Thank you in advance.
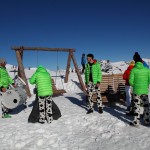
11;46;86;97
91;74;126;105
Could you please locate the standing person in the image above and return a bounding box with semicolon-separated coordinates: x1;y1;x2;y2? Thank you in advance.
85;53;103;114
29;65;53;124
0;58;14;118
81;53;86;74
129;52;150;127
123;61;135;111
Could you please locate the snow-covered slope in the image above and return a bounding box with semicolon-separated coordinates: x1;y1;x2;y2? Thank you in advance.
0;60;150;150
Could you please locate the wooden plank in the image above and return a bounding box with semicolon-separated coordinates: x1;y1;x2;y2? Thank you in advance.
91;74;126;104
11;46;75;52
52;79;66;96
100;75;115;94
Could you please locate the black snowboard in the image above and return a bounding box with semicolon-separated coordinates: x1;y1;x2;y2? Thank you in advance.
28;96;61;123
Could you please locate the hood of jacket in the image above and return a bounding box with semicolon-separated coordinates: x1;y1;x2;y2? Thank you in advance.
134;62;144;70
88;59;97;65
36;65;47;73
93;59;97;64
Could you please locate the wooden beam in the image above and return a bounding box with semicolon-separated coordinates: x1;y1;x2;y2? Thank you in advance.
11;46;76;52
15;50;31;97
64;50;72;83
17;50;23;77
71;52;86;92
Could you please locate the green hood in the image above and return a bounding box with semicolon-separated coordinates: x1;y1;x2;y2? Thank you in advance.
36;65;47;73
134;62;144;69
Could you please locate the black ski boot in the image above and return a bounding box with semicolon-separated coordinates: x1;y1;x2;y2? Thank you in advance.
87;109;93;114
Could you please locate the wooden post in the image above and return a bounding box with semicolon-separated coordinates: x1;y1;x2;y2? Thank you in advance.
64;50;72;83
17;49;23;77
71;51;86;92
15;50;31;97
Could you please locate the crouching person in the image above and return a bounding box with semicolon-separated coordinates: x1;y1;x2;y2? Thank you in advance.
29;65;53;124
0;58;14;118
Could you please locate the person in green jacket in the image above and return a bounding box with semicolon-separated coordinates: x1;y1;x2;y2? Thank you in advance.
85;54;103;114
129;52;150;127
29;65;53;124
0;58;14;118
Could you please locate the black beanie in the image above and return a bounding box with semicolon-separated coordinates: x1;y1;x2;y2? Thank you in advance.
87;53;94;59
133;52;142;63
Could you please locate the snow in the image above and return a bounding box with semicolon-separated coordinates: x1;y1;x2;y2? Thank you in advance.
0;61;150;150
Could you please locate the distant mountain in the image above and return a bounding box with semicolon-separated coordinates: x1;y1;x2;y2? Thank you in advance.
100;58;150;74
100;60;128;74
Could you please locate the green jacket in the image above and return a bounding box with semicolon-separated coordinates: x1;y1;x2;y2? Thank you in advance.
29;66;53;96
129;62;150;95
0;66;14;88
85;60;102;84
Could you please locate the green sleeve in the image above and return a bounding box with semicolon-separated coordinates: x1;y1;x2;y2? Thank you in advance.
148;69;150;85
29;72;37;85
49;73;52;85
97;63;102;82
0;81;2;88
0;70;3;87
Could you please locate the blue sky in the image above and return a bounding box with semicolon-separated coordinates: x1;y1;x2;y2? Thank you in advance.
0;0;150;70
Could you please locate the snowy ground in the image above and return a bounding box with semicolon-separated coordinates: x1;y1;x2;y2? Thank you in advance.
0;65;150;150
